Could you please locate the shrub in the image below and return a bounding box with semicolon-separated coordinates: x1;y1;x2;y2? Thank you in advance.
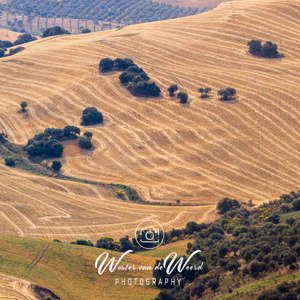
217;198;241;214
75;239;93;247
218;87;237;101
96;237;116;250
51;160;62;172
168;84;178;97
4;156;16;167
99;58;114;72
177;91;188;104
81;107;103;125
0;48;5;58
198;87;212;98
14;33;37;45
84;131;93;139
42;26;70;37
78;137;93;150
81;28;91;34
20;101;28;112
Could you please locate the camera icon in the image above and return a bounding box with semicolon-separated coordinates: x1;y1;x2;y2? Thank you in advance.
135;220;164;250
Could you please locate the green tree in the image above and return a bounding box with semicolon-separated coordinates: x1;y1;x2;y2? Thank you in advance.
81;107;103;125
99;58;114;72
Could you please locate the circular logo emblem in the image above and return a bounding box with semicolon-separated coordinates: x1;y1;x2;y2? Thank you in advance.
135;220;164;250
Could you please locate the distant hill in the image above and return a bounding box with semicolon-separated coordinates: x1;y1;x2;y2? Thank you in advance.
156;0;225;9
4;0;201;25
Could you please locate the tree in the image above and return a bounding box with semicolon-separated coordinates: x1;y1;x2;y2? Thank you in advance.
247;40;262;55
218;88;237;101
63;125;80;138
267;214;280;224
78;137;93;150
20;101;28;112
198;87;212;98
119;236;134;252
81;107;103;125
261;41;279;58
51;160;62;172
0;48;5;58
168;84;178;97
44;139;64;158
4;156;16;167
177;91;188;104
42;26;70;37
14;33;37;45
217;198;241;214
114;58;135;70
99;58;114;72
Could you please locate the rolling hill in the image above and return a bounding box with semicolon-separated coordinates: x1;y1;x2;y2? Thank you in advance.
0;0;299;241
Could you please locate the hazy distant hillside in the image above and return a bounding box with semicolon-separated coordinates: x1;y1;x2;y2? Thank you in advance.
4;0;201;24
156;0;225;9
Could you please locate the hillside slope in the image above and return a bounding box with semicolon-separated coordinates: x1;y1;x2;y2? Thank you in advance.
0;0;299;228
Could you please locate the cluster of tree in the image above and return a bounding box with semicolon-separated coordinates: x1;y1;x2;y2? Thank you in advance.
6;0;200;25
100;58;161;97
154;191;300;299
248;40;283;58
0;33;36;58
218;87;237;101
258;280;300;300
167;84;189;104
42;26;70;37
24;125;80;158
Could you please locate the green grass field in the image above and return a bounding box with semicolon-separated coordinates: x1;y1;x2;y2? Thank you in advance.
0;235;159;300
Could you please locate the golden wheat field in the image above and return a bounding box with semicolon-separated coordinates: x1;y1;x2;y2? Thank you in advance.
0;274;37;300
0;0;299;240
